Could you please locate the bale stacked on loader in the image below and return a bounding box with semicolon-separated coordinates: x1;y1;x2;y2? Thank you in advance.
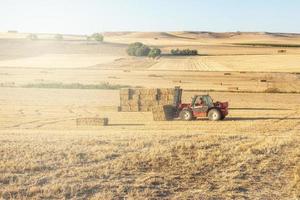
152;105;175;121
157;88;176;105
120;88;176;112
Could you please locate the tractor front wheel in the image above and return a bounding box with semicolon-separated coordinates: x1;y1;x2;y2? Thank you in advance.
208;109;222;121
180;110;193;121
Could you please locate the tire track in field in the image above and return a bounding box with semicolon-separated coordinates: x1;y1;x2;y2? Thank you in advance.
34;118;76;128
4;117;74;129
5;120;42;129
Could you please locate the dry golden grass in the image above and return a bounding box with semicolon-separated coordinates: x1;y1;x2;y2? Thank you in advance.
0;31;300;199
1;69;299;93
0;130;299;199
1;32;300;73
0;54;119;69
0;88;300;199
294;166;300;199
104;31;300;46
151;54;300;72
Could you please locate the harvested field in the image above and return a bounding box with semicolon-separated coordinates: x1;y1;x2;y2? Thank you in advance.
0;31;300;199
149;56;231;71
149;55;300;72
0;54;119;69
1;33;300;73
0;88;299;199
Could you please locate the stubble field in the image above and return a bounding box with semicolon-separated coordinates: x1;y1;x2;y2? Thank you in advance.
0;31;300;199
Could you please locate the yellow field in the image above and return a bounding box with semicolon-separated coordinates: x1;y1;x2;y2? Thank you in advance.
0;31;300;199
0;54;119;69
1;31;300;73
0;88;300;199
146;55;299;72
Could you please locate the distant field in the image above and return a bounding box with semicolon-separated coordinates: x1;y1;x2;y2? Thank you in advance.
0;54;119;69
149;56;230;71
1;32;300;73
148;55;300;72
233;42;300;48
0;53;299;72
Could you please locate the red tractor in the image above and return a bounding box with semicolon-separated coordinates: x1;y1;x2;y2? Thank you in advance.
173;87;229;121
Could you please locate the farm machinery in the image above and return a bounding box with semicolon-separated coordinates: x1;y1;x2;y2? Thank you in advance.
172;87;229;121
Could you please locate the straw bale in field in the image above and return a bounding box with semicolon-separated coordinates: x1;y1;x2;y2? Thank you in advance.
76;118;108;126
120;88;176;112
152;105;175;121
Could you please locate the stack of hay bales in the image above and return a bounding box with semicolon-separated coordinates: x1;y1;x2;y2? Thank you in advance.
120;88;176;112
119;88;141;112
76;118;109;126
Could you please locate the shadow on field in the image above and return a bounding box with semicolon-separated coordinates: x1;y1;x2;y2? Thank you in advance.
227;117;300;121
230;107;291;111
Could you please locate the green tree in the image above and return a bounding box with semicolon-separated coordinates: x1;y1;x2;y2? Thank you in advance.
127;42;143;56
54;34;63;41
127;42;150;57
27;34;38;40
135;45;151;56
92;33;104;42
148;48;161;58
86;36;92;41
171;48;198;56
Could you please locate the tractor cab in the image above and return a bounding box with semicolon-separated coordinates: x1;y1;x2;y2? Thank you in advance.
188;95;214;117
173;88;228;121
191;95;214;108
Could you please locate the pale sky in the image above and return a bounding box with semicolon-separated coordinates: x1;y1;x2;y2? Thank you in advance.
1;0;300;34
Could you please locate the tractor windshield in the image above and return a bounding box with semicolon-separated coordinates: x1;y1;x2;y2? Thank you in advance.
202;96;213;107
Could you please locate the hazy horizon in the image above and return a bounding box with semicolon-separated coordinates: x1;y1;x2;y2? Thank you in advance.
1;0;300;35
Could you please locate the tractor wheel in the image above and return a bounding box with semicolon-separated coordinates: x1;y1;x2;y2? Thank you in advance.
180;109;193;121
208;109;222;121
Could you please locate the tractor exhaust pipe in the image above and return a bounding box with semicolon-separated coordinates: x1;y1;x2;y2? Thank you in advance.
173;86;182;107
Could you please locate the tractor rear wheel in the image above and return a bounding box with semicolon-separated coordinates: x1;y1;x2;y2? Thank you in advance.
180;109;193;121
208;109;222;121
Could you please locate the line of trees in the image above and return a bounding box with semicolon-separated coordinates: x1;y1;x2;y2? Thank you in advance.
54;34;63;41
27;34;38;40
26;34;64;41
127;42;161;58
88;33;104;42
25;33;105;42
171;48;198;56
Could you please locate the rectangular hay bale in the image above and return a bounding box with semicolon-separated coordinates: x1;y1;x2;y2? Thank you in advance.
119;88;176;112
138;88;158;95
76;118;109;126
120;106;131;112
152;105;175;121
120;88;130;96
